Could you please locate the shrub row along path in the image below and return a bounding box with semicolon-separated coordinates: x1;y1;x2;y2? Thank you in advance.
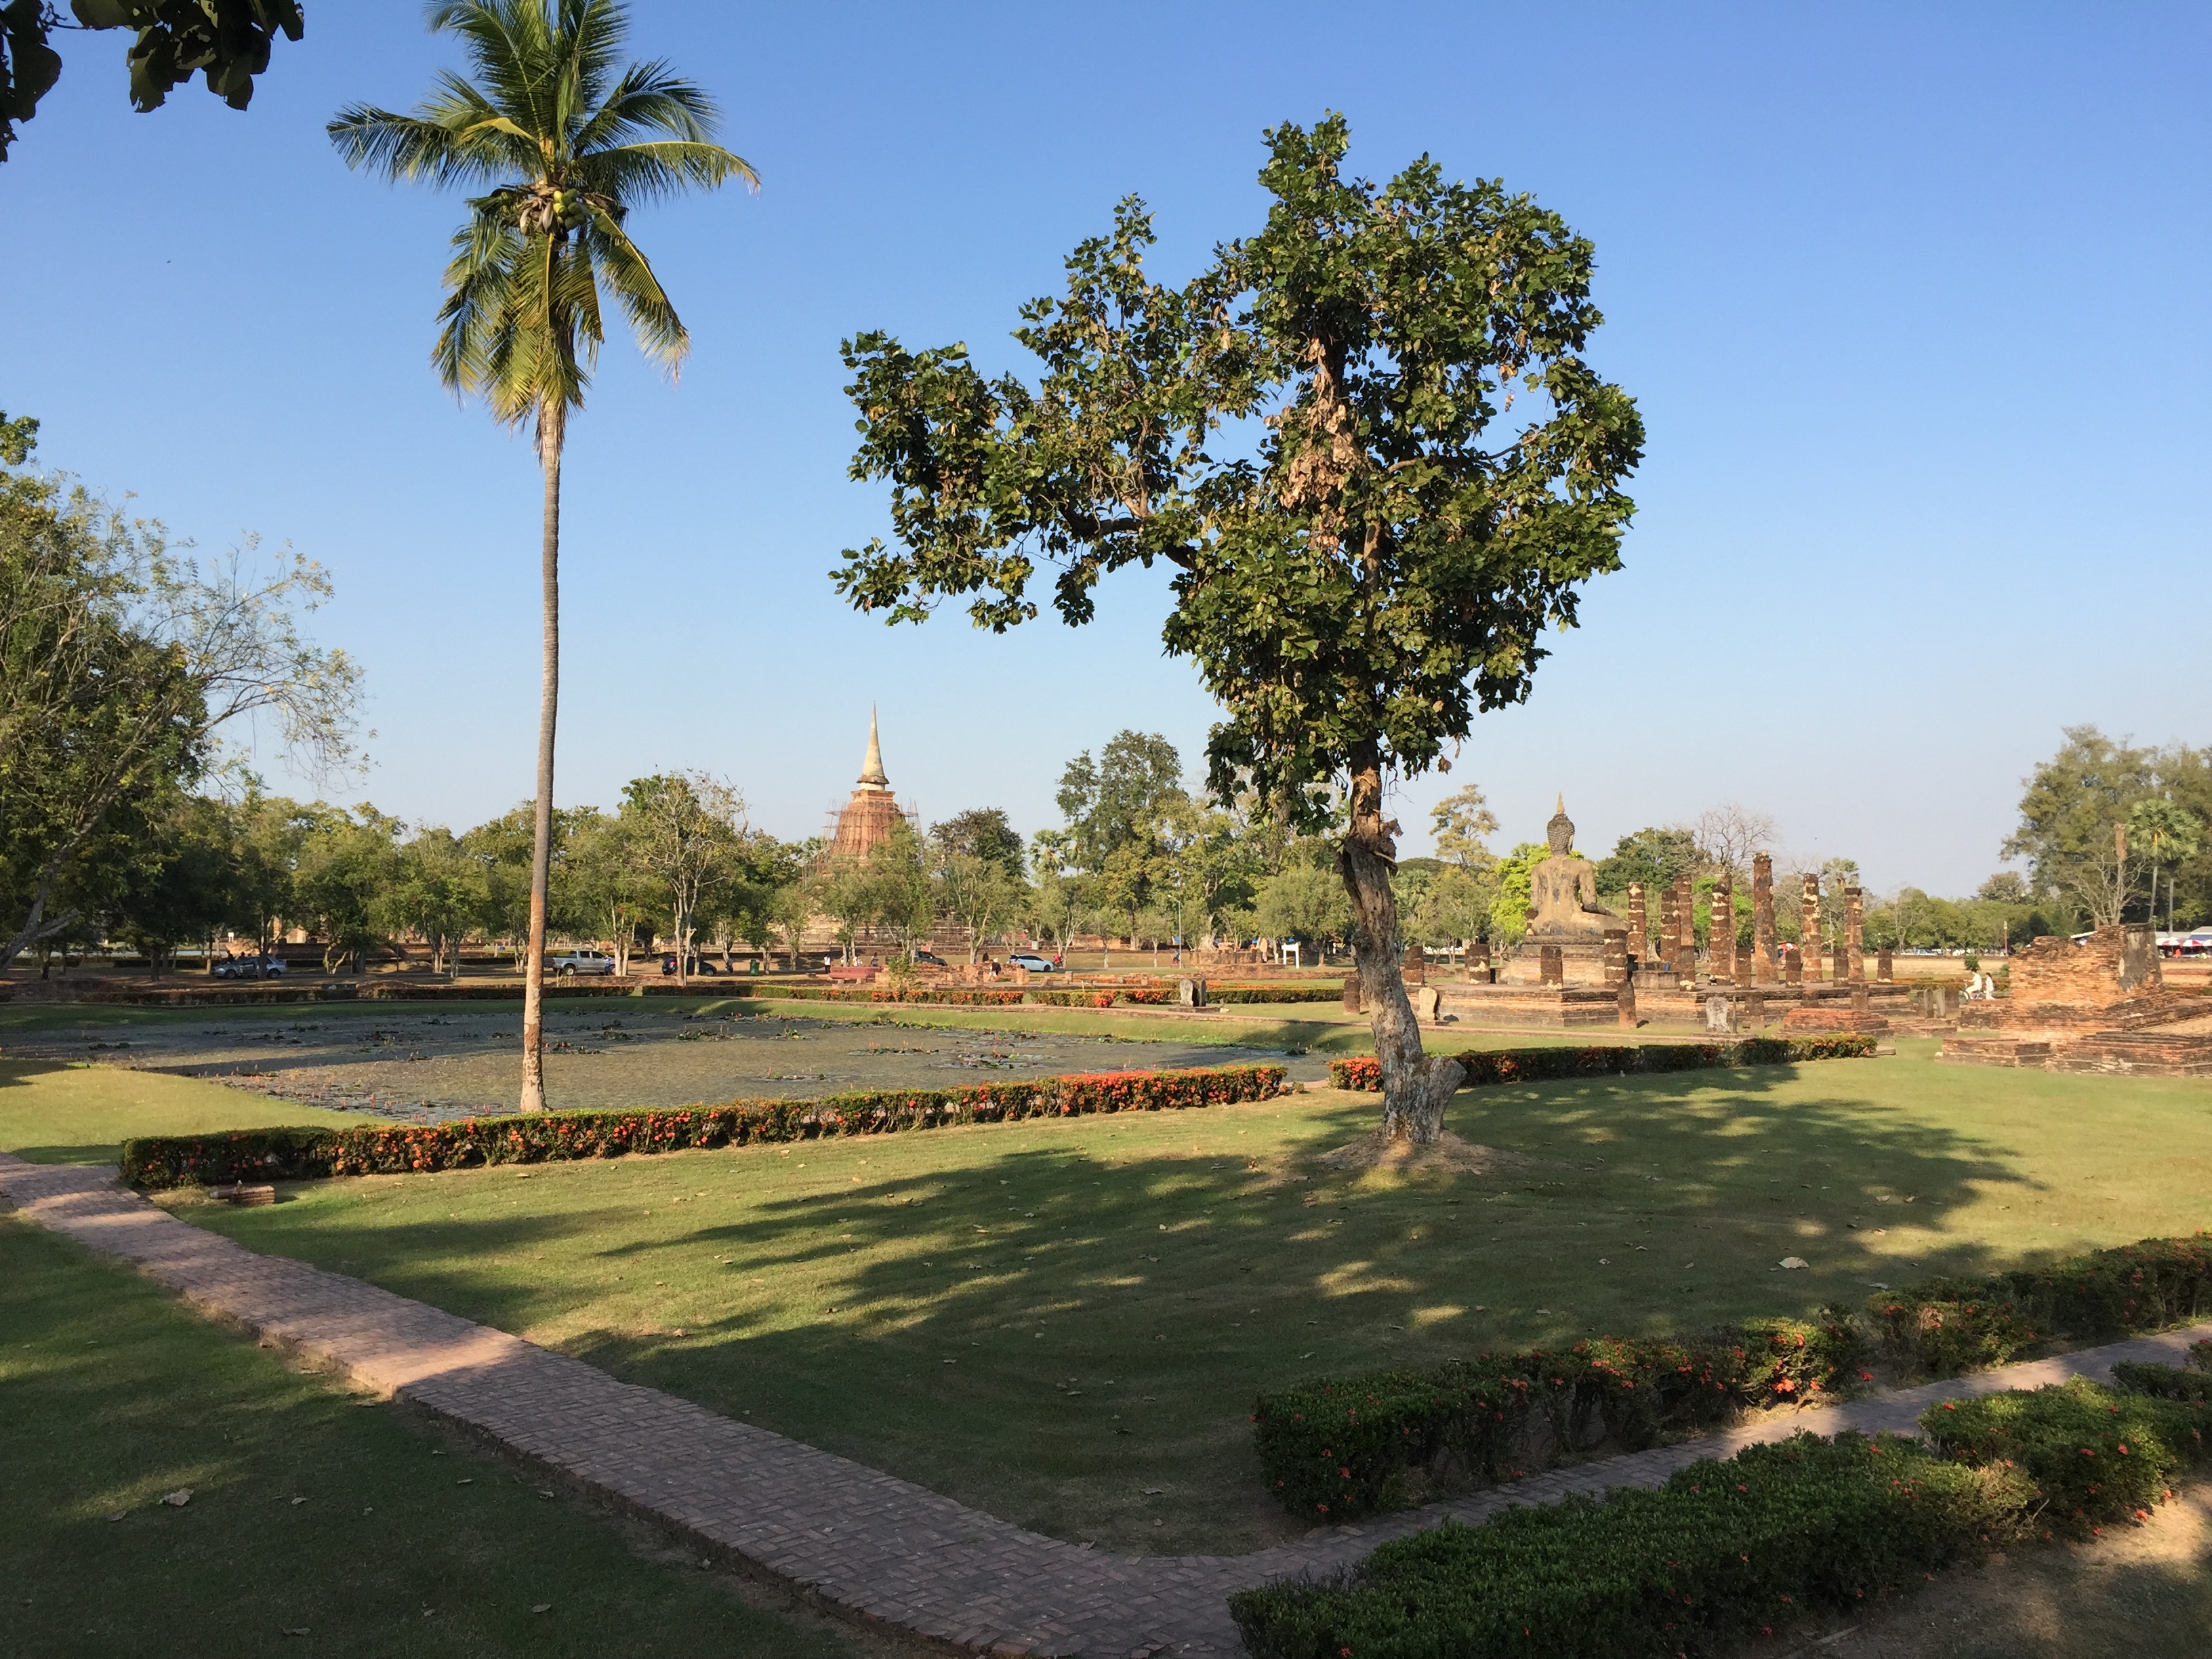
5;1151;2207;1659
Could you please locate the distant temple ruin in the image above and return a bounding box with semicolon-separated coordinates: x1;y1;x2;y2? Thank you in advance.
823;708;914;861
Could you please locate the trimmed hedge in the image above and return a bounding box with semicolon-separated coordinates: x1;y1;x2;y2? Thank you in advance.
1253;1315;1866;1522
1231;1430;2022;1659
1234;1370;2212;1658
739;982;1029;1007
1325;1033;1878;1091
1872;1234;2212;1378
1258;1235;2212;1525
1925;1376;2212;1532
118;1062;1288;1189
1206;984;1345;1005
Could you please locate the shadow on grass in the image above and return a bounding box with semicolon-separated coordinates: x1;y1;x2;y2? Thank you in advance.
0;1216;855;1658
180;1057;2103;1551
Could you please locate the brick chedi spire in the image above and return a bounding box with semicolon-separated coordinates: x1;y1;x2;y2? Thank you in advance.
828;707;904;859
857;704;888;789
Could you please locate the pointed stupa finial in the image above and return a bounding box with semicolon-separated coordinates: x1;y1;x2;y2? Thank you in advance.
857;705;888;787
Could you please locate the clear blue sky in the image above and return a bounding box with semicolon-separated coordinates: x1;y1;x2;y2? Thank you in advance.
7;2;2207;895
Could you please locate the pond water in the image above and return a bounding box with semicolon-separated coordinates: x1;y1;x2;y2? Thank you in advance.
32;1004;1322;1122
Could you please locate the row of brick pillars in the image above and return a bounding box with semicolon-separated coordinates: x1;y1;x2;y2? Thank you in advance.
1624;859;1872;991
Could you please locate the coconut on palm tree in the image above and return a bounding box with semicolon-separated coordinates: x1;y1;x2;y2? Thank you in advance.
330;0;754;1111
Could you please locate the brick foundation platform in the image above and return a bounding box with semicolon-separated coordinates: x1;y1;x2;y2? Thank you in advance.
1435;984;1623;1027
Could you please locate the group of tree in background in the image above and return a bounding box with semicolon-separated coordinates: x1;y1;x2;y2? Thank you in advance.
0;408;360;976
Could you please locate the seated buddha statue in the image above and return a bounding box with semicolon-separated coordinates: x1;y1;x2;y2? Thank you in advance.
1524;796;1618;943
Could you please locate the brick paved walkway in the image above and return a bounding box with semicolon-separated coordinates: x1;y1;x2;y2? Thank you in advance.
5;1153;2207;1658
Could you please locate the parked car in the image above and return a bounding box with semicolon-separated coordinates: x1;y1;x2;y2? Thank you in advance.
548;950;617;976
212;954;285;979
659;954;720;976
1008;951;1055;972
912;949;948;967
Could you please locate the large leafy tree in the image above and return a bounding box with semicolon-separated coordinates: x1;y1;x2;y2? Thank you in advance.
834;117;1642;1140
330;0;753;1109
2004;726;2164;928
1593;825;1701;899
1050;731;1185;949
617;770;744;986
1;422;357;969
1;1;302;161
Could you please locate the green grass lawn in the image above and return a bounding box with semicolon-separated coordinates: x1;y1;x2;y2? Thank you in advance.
0;1060;363;1164
0;1213;865;1659
147;1042;2212;1555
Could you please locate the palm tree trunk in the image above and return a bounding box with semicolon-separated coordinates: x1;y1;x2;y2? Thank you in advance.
520;396;565;1113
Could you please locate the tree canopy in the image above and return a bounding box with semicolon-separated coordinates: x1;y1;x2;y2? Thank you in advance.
0;418;359;968
1;1;303;161
1593;826;1700;897
835;115;1641;1140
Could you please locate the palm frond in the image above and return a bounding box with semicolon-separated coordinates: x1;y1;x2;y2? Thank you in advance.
433;209;525;401
585;212;687;373
327;104;470;181
429;0;560;135
575;139;756;204
567;59;718;151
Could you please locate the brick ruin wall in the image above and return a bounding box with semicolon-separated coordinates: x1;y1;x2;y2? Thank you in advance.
2006;925;2160;1009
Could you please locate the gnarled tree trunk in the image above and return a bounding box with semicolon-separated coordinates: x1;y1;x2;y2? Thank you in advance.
1339;747;1463;1142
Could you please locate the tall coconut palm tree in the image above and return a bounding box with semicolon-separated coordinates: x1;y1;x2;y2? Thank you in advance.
330;0;754;1111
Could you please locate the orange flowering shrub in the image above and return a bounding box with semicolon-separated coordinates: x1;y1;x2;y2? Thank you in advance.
119;1062;1287;1189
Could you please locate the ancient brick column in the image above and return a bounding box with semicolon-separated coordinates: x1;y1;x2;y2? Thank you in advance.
1831;943;1848;984
1711;874;1736;986
1877;947;1893;983
1601;928;1629;989
1402;943;1427;986
1658;884;1677;979
1675;874;1696;980
1539;945;1564;985
1753;853;1776;983
1626;883;1647;962
1845;886;1865;983
1802;874;1823;982
1469;938;1493;983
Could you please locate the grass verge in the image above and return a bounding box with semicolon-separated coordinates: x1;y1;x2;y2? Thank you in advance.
0;1059;361;1165
156;1046;2212;1553
0;1212;864;1659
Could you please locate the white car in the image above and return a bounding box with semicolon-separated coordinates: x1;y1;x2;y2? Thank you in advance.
548;950;617;976
1008;952;1057;972
212;954;285;979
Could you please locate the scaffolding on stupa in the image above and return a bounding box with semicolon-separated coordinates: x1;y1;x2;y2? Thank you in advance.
815;706;919;868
